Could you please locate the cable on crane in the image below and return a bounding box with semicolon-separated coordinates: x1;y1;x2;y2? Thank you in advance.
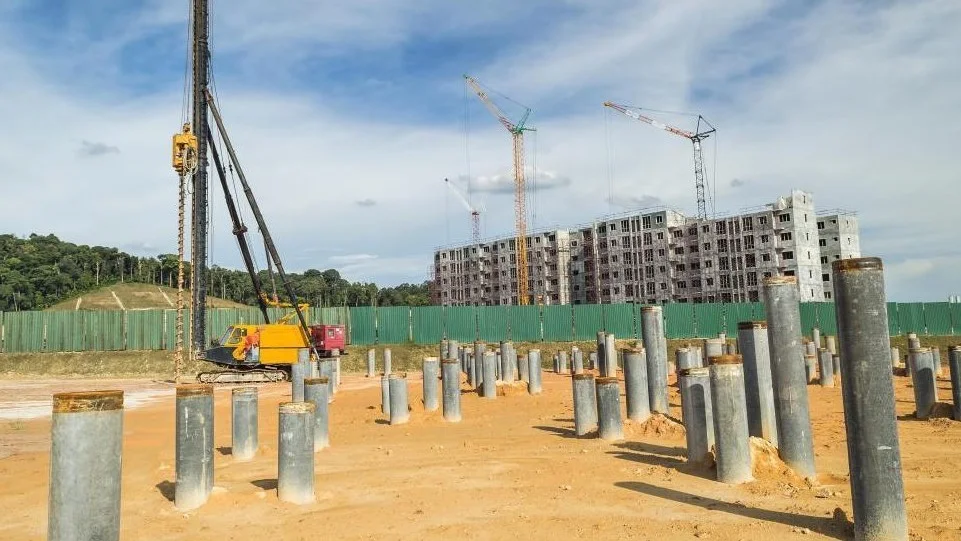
621;105;699;119
604;107;615;212
712;131;718;218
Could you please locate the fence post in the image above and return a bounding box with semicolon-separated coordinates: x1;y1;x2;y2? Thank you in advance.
408;306;413;343
345;306;352;345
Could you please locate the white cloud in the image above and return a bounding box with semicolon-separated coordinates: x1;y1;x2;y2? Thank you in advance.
606;194;664;210
457;170;572;194
79;140;120;156
0;1;958;301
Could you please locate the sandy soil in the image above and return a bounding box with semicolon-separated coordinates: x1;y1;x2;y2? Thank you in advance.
1;370;960;540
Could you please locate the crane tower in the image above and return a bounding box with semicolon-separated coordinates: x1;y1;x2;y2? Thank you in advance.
464;75;535;305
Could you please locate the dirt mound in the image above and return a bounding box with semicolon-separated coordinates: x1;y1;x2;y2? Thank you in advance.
750;437;807;484
624;413;686;439
496;381;528;396
927;402;957;421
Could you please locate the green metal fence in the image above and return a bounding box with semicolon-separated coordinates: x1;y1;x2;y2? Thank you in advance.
0;302;958;353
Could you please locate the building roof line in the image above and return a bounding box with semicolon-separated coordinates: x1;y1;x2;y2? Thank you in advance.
816;208;858;217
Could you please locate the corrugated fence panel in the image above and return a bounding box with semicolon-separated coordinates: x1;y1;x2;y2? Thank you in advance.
412;306;445;344
318;307;349;325
43;312;67;352
663;304;695;339
886;303;900;337
572;305;605;340
799;303;819;337
723;303;759;335
951;304;961;336
924;302;953;335
477;306;510;343
266;308;289;323
247;307;266;323
4;311;45;352
898;303;926;335
102;311;125;351
542;305;573;341
377;306;411;344
207;309;239;341
509;306;542;342
814;303;838;336
65;312;86;351
126;310;164;350
694;304;725;337
82;312;104;351
607;304;635;339
349;307;377;345
445;306;476;343
164;309;179;351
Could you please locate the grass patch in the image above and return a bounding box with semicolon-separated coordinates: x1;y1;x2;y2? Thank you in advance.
46;282;246;311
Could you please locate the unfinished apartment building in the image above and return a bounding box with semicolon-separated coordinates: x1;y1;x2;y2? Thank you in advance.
434;190;856;306
817;211;861;300
433;229;573;306
573;190;826;304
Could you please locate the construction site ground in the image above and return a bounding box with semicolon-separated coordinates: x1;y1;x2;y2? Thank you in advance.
1;358;960;540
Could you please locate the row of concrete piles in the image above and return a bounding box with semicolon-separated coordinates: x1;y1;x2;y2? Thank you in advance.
562;258;914;540
895;333;961;421
365;339;530;427
46;351;343;539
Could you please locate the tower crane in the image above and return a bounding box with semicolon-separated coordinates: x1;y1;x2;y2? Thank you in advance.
464;75;535;305
603;102;716;220
444;177;481;244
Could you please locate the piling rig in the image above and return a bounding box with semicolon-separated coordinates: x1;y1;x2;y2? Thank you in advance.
171;0;339;384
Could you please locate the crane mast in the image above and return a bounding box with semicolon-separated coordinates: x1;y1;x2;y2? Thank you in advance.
603;102;716;219
464;75;534;305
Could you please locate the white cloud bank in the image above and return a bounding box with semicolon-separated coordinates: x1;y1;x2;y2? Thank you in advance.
0;1;958;300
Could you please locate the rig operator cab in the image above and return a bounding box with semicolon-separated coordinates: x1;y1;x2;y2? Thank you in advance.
204;323;347;368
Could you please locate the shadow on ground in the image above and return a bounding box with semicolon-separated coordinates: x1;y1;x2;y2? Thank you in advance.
534;425;583;439
251;478;278;491
615;481;851;539
155;481;175;502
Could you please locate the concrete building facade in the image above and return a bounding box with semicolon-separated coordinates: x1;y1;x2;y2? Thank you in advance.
817;211;862;300
433;190;858;306
433;229;573;306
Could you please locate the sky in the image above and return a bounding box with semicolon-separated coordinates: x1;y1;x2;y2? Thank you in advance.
0;0;958;301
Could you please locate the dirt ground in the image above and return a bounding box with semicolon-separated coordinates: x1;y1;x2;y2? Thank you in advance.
1;367;960;540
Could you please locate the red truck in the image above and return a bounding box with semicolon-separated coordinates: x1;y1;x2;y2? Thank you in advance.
309;324;347;357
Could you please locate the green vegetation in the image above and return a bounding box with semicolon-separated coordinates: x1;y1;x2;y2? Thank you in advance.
0;233;429;311
47;283;247;311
